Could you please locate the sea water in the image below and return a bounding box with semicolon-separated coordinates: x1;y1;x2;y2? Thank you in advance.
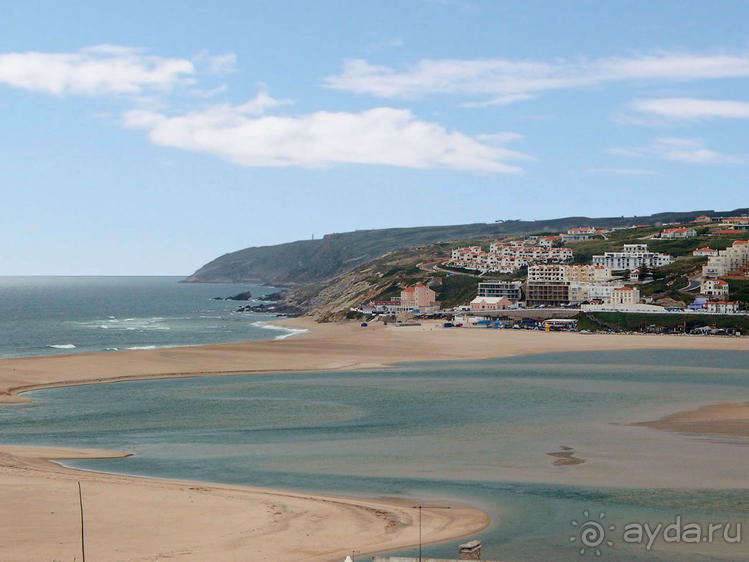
0;276;300;357
1;349;748;560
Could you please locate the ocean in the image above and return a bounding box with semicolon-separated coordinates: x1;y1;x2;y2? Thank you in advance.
0;341;747;559
0;276;303;358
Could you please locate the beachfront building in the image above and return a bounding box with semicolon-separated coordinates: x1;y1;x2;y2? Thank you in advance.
527;264;620;305
470;296;511;311
477;280;523;301
660;227;696;239
609;286;640;306
693;247;719;257
591;244;672;270
706;301;740;314
359;298;401;315
701;278;730;297
400;283;437;312
569;282;623;303
702;240;749;277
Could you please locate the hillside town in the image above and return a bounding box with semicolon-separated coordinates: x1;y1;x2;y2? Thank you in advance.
355;214;749;331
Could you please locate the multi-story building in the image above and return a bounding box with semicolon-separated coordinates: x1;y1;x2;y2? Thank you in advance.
592;244;672;270
701;278;730;297
694;215;713;223
568;283;623;303
527;264;619;305
525;282;569;306
477;280;523;301
609;286;640;305
702;240;749;277
400;284;438;312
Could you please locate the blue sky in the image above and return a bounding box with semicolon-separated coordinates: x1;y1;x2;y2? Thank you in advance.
2;1;748;275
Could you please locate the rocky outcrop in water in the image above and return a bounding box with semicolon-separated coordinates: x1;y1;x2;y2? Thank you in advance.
258;291;287;302
235;302;302;316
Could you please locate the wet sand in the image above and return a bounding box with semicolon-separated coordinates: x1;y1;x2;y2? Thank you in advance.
637;400;749;437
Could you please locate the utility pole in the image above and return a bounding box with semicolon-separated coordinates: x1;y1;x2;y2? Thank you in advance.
78;481;86;562
412;504;451;562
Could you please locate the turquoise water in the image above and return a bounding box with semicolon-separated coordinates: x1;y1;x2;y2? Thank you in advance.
0;276;296;357
2;350;748;560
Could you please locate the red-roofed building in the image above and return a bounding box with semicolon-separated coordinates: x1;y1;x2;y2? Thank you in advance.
400;283;437;311
701;278;729;297
706;301;739;314
693;247;718;257
660;227;696;239
609;286;640;305
694;215;712;223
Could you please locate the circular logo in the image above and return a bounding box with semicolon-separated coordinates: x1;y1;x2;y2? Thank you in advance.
570;510;615;556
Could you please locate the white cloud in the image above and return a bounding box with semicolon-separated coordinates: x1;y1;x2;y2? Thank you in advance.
0;45;194;96
324;53;749;105
631;98;749;119
122;94;529;173
609;137;745;164
461;93;535;108
585;168;657;175
192;50;238;74
475;132;524;143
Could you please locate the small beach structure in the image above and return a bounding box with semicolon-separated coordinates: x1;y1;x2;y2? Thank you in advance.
372;539;499;562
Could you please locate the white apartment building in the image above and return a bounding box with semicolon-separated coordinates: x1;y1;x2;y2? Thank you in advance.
450;242;572;274
701;278;730;297
528;264;612;283
477;280;523;301
702;240;749;277
569;282;623;303
706;301;739;314
592;244;672;270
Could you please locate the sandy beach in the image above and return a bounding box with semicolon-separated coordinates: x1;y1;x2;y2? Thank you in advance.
0;319;746;560
0;446;487;562
1;317;746;403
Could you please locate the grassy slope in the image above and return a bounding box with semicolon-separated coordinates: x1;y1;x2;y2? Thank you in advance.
578;312;749;332
185;209;747;285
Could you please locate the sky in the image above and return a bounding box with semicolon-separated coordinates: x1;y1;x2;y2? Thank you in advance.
2;1;749;275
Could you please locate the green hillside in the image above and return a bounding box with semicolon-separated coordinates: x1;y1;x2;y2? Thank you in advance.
185;208;747;285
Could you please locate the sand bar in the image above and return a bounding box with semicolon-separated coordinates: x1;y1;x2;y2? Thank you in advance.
637;400;749;437
1;317;746;403
0;445;488;562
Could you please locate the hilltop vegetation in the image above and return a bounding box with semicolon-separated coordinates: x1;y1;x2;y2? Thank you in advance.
185;209;745;285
